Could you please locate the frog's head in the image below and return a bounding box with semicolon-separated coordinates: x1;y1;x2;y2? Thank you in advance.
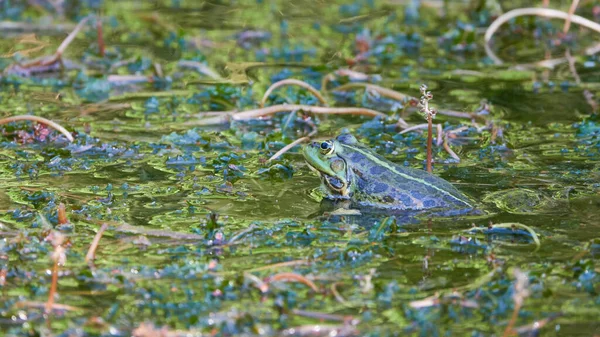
302;134;358;197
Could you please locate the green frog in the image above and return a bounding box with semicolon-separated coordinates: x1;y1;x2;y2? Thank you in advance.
302;134;474;212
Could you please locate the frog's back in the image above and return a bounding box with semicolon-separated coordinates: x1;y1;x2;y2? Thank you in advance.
340;144;473;210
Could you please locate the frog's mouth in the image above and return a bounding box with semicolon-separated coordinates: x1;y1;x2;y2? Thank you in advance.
305;161;350;197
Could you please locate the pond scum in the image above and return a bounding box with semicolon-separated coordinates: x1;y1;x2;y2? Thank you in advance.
0;0;599;336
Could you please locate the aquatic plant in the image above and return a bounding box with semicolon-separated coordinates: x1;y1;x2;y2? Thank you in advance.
417;84;436;173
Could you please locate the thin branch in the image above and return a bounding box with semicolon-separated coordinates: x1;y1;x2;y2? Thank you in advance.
503;268;530;337
57;203;68;225
247;259;313;272
232;104;388;121
437;109;487;122
244;272;269;293
399;123;444;147
260;79;327;108
426;116;433;172
399;123;428;134
267;136;311;162
56;15;91;57
321;68;371;91
443;134;461;161
436;123;443;146
46;258;59;315
178;60;222;80
96;16;105;57
268;272;319;292
514;313;563;335
227;224;258;246
0;115;74;142
331;282;347;304
85;223;109;264
332;82;412;102
291;309;357;324
563;0;580;34
45;232;66;316
484;8;600;64
0;21;75;33
15;301;82;312
268;119;318;162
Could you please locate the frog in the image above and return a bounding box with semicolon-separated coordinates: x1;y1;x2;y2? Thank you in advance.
302;134;475;212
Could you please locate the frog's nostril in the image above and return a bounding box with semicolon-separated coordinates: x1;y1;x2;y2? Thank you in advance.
311;142;319;148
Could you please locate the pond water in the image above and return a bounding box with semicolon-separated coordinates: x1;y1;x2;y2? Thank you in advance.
0;0;599;336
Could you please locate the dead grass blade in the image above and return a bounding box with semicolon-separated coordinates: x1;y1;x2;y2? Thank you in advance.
0;115;74;142
260;79;327;108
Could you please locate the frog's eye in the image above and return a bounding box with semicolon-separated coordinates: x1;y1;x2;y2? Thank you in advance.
330;158;345;173
319;140;334;155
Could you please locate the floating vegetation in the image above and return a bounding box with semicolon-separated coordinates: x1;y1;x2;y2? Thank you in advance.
0;0;599;336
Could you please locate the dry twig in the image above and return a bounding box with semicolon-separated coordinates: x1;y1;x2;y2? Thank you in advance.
260;79;327;108
485;8;600;65
563;0;580;34
233;104;387;120
332;82;412;102
45;232;67;315
0;115;74;142
503;268;530;337
267;272;319;292
86;223;109;264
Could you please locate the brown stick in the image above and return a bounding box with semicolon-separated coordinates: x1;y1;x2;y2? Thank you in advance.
563;0;580;34
565;50;581;85
57;203;68;225
503;302;521;337
247;259;313;272
426;115;433;173
268;272;319;292
16;301;81;312
232;104;387;120
56;16;90;57
268;136;311;162
321;69;371;91
96;17;105;57
291;309;356;323
45;259;59;315
331;282;347;304
332;82;412;102
260;79;327;108
85;223;109;264
437;109;487;122
0;115;74;142
443;134;461;161
14;16;90;70
485;8;600;65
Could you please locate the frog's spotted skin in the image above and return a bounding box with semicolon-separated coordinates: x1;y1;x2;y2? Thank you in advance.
302;134;474;211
